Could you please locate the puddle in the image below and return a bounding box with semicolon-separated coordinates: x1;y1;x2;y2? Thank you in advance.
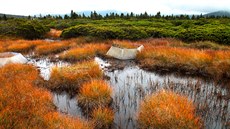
29;57;229;129
103;59;229;129
52;92;85;119
44;38;61;42
27;57;69;80
107;66;229;129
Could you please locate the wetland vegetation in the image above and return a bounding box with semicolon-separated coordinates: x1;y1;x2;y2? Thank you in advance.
0;14;229;129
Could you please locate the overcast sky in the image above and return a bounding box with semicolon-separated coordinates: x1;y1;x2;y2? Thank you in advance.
1;0;230;16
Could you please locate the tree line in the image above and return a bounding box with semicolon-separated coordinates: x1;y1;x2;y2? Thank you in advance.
2;10;229;21
52;10;230;20
48;10;230;20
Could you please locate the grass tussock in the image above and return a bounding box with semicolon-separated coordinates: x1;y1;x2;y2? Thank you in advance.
59;43;110;62
187;41;230;50
0;40;47;53
91;107;114;129
0;64;92;129
0;39;79;55
0;46;4;52
112;40;139;49
43;112;93;129
48;60;103;91
137;91;202;129
78;80;112;110
139;38;184;47
6;42;35;53
137;46;230;79
35;42;70;55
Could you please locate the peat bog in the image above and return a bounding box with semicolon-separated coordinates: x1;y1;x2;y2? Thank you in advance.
29;56;229;129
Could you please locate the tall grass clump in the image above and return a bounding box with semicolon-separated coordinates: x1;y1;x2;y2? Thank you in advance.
91;107;114;129
139;38;184;47
0;64;92;129
137;46;230;79
2;39;47;53
43;112;93;129
78;80;112;110
137;91;202;129
112;40;140;49
35;42;70;55
187;41;230;50
0;46;4;52
59;44;109;62
6;42;35;53
48;61;103;91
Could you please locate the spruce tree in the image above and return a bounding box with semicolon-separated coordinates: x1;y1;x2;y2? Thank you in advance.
82;13;86;18
70;10;74;19
3;14;7;20
130;12;134;17
155;11;161;18
64;14;69;19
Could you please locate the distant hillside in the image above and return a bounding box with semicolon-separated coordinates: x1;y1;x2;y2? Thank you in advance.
0;13;27;18
204;11;230;17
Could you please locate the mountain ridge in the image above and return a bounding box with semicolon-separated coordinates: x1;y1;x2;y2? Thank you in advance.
0;13;27;18
204;11;230;17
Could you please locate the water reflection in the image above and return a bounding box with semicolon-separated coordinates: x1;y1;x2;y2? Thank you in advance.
27;57;69;80
52;92;85;119
29;57;229;129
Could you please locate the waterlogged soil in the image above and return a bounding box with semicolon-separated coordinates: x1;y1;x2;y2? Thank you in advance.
29;57;229;129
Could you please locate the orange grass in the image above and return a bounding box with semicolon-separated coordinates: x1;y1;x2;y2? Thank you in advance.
137;46;230;79
46;29;62;38
6;42;35;53
43;112;93;129
112;40;140;48
59;43;110;61
0;64;92;129
187;41;230;50
78;80;112;110
35;42;70;55
0;39;75;55
0;39;47;53
137;38;184;47
91;107;114;129
137;90;202;129
49;60;103;91
0;46;4;52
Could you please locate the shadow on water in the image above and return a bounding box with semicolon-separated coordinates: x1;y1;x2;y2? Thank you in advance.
29;57;229;129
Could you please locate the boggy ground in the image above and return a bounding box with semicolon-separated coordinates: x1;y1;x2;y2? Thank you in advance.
0;37;230;129
50;56;229;129
4;38;230;79
0;37;230;86
0;37;230;93
0;64;93;129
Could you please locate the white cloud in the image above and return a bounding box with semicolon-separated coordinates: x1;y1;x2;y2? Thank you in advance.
0;0;229;15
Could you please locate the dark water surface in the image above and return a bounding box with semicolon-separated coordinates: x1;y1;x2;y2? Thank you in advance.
29;57;229;129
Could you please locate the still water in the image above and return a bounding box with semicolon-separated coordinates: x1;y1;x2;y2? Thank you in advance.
29;57;229;129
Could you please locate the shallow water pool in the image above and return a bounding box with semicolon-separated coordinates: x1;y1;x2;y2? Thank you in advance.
30;57;229;129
